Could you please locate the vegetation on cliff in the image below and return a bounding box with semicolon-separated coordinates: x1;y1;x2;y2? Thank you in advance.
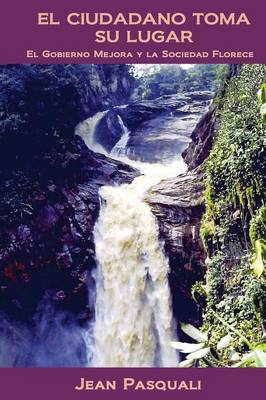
198;65;266;364
0;62;265;367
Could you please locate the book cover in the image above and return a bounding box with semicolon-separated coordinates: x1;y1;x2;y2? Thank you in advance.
0;0;265;399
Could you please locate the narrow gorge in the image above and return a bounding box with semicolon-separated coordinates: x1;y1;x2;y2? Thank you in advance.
75;91;210;366
0;64;265;368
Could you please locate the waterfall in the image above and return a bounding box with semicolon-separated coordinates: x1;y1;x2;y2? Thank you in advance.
76;111;130;157
76;111;107;155
77;109;187;367
110;116;130;157
91;159;187;367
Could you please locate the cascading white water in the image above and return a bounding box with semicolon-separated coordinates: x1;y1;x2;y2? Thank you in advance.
92;160;186;367
110;116;130;157
76;111;107;155
77;110;187;367
76;111;130;158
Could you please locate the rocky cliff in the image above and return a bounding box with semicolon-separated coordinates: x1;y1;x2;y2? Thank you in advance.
78;64;134;116
145;92;216;325
82;88;213;326
0;65;137;325
147;63;266;359
183;64;241;170
146;169;206;325
0;137;138;323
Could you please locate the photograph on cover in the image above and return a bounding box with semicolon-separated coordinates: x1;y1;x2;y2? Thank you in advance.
0;64;265;367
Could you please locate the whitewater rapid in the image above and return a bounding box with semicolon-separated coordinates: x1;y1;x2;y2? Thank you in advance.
77;111;187;367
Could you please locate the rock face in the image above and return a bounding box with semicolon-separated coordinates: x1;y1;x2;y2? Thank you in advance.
0;64;138;366
183;65;241;170
94;110;126;153
146;100;217;325
0;64;137;326
146;67;244;328
182;104;219;170
94;91;212;162
119;91;212;130
0;136;139;323
126;92;214;325
77;65;134;117
146;169;206;325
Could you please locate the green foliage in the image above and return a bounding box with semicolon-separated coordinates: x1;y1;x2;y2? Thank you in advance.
252;239;266;277
249;205;266;245
201;215;216;252
171;321;266;368
132;64;227;100
0;65;88;140
181;64;228;93
191;281;208;304
202;65;266;259
0;64;88;171
202;253;265;351
257;83;266;123
133;65;185;100
200;68;266;354
206;65;266;214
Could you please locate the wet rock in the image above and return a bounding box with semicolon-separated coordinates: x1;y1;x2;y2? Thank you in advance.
94;110;126;152
118;91;212;128
146;169;206;325
183;66;241;170
0;135;139;322
96;91;213;163
182;104;219;170
35;205;59;233
124;93;211;163
77;65;134;117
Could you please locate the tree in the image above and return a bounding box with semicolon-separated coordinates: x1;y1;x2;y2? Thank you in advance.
132;64;228;100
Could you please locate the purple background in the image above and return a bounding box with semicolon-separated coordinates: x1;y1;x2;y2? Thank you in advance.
0;368;265;400
0;0;265;398
0;0;265;63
